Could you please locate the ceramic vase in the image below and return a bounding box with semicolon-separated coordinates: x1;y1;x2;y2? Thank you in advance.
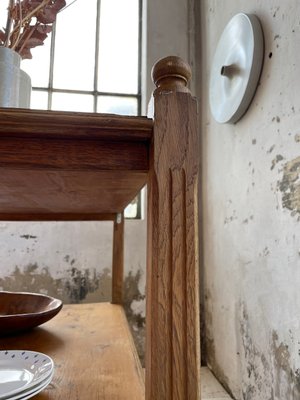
0;47;31;108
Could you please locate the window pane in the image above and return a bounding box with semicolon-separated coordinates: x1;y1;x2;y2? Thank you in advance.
124;195;139;219
52;93;94;112
98;0;139;94
97;96;137;115
21;37;52;88
53;0;97;90
30;91;48;110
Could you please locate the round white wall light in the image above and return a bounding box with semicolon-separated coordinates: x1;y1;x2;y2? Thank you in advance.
209;13;264;124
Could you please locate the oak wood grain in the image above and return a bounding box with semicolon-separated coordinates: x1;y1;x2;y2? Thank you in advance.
0;169;147;218
0;303;145;400
0;212;117;221
0;109;151;219
0;138;149;171
112;213;124;304
146;56;201;400
0;108;153;141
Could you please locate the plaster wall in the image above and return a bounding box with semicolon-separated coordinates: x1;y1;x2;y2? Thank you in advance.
143;0;195;107
200;1;300;399
0;219;147;361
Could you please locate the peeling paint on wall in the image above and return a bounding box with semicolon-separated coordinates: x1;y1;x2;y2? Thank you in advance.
294;134;300;143
272;331;300;399
238;303;300;400
278;156;300;218
271;154;284;171
240;303;273;400
0;263;112;304
0;262;146;365
123;270;146;366
201;0;300;398
0;219;147;365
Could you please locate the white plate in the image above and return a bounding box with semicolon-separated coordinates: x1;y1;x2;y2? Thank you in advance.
0;350;53;399
4;371;54;400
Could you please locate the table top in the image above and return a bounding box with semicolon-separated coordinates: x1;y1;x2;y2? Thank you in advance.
0;108;153;221
0;303;145;399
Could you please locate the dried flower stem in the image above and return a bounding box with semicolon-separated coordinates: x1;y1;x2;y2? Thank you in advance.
4;0;15;46
17;25;37;55
1;0;69;59
11;0;23;50
10;0;51;44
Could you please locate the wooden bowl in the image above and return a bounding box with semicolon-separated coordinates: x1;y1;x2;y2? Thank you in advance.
0;291;63;335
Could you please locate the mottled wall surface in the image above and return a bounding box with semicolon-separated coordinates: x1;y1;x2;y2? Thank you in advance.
0;220;146;362
200;1;300;399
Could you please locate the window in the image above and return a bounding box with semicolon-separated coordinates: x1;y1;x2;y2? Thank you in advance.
22;0;141;115
21;0;143;218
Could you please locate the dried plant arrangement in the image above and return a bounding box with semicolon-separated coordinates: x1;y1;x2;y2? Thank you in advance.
0;0;67;59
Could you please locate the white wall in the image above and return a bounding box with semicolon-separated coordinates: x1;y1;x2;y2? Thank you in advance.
143;0;196;109
200;1;300;399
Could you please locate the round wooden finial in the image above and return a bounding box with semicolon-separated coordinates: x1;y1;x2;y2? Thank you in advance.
151;56;192;94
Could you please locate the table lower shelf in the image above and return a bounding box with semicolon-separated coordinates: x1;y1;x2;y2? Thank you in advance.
0;303;145;400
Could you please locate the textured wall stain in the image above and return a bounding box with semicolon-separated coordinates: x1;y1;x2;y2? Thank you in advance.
267;145;276;154
272;331;300;399
272;116;280;123
240;303;273;400
271;154;284;170
238;303;300;400
123;270;145;366
272;6;280;18
295;134;300;143
0;263;111;304
0;264;146;364
258;246;270;257
243;215;254;225
278;156;300;217
224;210;237;225
64;255;75;266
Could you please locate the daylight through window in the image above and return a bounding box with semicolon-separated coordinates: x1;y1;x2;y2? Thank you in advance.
22;0;141;115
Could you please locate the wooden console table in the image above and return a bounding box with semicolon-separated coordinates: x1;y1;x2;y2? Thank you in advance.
0;57;200;400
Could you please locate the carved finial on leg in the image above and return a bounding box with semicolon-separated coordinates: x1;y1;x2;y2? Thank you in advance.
151;55;192;95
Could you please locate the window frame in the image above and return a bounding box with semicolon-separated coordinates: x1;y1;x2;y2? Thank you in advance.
31;0;143;117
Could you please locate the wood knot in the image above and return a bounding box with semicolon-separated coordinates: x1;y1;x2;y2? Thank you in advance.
151;56;192;94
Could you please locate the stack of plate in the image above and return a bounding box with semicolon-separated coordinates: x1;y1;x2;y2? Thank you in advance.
0;350;54;400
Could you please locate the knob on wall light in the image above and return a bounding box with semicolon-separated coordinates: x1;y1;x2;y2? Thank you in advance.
209;13;264;124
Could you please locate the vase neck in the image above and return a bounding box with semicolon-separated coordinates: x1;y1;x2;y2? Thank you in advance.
0;47;21;68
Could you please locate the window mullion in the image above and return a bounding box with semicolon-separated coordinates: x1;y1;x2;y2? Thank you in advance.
93;0;102;113
137;0;142;116
48;21;57;110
